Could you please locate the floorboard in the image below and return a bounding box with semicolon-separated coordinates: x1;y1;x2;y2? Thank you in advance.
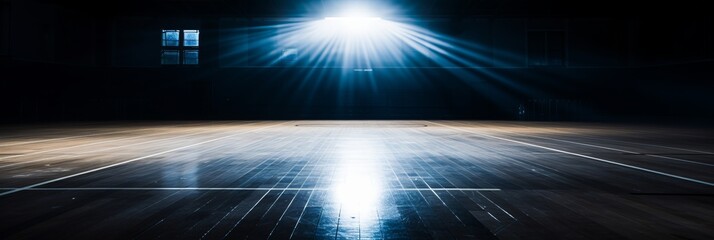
0;121;712;239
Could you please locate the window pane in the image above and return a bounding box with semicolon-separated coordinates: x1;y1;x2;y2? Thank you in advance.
184;30;199;47
161;50;179;64
183;50;199;65
162;30;179;47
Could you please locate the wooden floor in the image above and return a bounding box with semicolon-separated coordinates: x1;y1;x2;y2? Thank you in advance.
0;121;712;239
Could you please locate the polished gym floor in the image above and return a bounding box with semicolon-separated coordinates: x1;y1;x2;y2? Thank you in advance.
0;121;712;239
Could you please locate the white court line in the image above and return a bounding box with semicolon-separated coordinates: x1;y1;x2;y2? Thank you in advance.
0;187;501;191
0;122;285;197
647;154;714;167
499;121;714;155
464;122;714;167
0;122;254;161
0;133;153;161
0;122;260;169
615;141;714;155
0;127;143;147
536;138;714;167
428;121;714;187
0;123;218;147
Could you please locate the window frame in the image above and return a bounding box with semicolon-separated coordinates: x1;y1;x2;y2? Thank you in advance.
161;29;199;66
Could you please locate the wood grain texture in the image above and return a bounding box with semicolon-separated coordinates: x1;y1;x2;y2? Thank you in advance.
0;121;711;239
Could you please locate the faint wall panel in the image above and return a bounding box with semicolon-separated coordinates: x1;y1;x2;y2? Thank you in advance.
9;1;58;62
528;31;565;66
568;18;627;67
456;18;493;67
528;18;566;31
53;12;97;65
112;17;159;67
0;1;8;56
492;19;527;67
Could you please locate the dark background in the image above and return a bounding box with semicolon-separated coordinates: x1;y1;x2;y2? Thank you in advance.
1;0;712;122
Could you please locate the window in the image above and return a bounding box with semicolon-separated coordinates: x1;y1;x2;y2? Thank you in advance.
528;31;565;66
162;30;180;47
184;30;199;47
161;29;199;65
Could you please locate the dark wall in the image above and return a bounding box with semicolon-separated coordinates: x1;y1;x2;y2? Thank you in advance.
1;0;713;122
3;62;711;122
6;1;99;65
0;0;9;59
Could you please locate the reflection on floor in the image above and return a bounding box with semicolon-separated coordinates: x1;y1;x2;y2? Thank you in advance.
0;121;712;239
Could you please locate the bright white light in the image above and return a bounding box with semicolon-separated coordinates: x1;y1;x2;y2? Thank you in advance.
333;139;382;212
324;17;382;21
231;2;489;70
306;15;399;68
335;175;379;210
322;17;383;35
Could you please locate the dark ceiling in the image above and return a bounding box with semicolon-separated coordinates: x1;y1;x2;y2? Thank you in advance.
33;0;713;17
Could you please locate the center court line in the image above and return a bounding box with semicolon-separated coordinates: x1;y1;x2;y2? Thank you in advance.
428;121;714;187
0;187;501;191
0;122;287;197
